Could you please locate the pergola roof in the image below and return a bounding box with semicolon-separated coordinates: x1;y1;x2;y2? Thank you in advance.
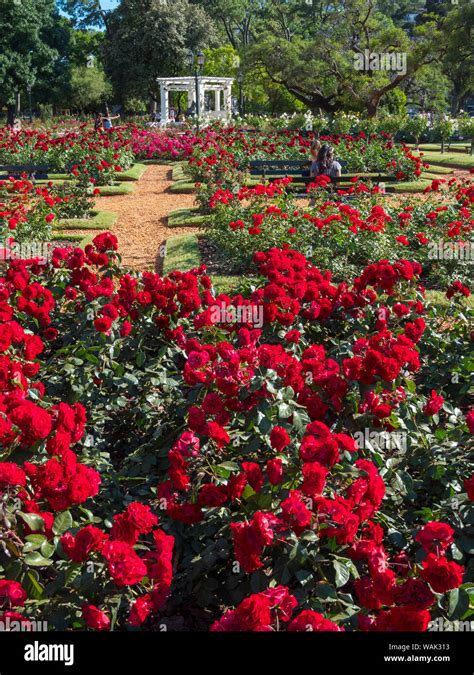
156;76;234;92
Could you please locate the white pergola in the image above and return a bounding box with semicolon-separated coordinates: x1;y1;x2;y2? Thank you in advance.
156;76;234;126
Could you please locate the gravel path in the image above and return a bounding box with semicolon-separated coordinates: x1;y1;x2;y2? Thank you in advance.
94;164;200;272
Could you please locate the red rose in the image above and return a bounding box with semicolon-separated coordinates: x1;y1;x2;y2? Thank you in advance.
415;521;454;554
395;578;435;610
370;607;431;631
0;580;27;608
102;540;147;586
420;554;464;593
61;525;108;562
207;421;230;448
266;458;283;485
288;610;343;632
466;409;474;434
0;462;26;488
270;426;290;452
423;390;444;416
464;473;474;501
82;604;111;631
111;502;158;545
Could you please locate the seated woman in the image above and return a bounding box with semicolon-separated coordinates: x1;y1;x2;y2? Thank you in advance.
311;144;342;178
309;140;321;176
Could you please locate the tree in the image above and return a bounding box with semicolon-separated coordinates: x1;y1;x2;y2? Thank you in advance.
441;3;474;113
0;0;63;125
103;0;216;105
58;0;112;30
69;65;112;112
247;0;450;117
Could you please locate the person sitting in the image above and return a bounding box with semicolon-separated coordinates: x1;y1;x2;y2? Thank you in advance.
309;140;321;177
311;144;342;178
93;112;103;132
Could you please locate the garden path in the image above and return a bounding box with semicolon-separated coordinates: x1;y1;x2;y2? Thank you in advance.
95;164;200;272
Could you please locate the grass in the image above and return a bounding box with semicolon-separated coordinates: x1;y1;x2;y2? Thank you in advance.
172;164;187;181
425;290;474;310
142;159;180;165
388;179;432;193
163;234;201;274
422;165;453;175
169;180;195;194
51;232;84;242
408;143;472;153
116;163;147;181
413;151;474;169
57;210;118;231
168;208;206;228
97;183;135;196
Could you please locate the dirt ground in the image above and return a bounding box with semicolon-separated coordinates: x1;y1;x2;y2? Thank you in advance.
95;164;200;272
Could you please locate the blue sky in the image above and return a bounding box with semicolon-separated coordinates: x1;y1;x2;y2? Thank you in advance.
100;0;119;8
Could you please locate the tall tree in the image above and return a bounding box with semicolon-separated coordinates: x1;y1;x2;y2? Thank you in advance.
248;0;448;117
103;0;216;104
0;0;64;125
58;0;112;31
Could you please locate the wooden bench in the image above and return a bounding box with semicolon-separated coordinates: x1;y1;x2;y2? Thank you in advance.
444;137;473;154
248;159;395;196
0;164;51;181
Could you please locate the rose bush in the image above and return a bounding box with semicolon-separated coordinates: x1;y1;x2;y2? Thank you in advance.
0;233;472;631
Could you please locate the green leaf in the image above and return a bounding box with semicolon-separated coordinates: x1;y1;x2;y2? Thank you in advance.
52;511;73;535
333;558;351;588
24;552;54;567
17;512;45;532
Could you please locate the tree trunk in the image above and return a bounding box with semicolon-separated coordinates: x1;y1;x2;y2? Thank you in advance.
7;105;15;128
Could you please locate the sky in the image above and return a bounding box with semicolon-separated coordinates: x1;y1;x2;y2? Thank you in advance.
100;0;119;8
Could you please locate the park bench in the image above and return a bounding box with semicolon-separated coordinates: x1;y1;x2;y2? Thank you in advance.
444;136;473;154
0;164;51;181
248;158;395;196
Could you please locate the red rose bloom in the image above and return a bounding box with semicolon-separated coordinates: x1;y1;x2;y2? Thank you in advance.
288;610;343;632
102;540;147;587
420;554;464;593
82;604;111;631
464;473;474;500
415;522;454;554
270;426;290;452
423;390;444;416
0;580;27;608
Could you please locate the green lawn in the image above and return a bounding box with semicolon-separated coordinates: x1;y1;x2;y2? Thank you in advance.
163;234;201;274
413;151;474;169
168;208;206;227
408;143;472;154
169;180;195;194
116;163;147;181
97;183;135;196
57;210;118;230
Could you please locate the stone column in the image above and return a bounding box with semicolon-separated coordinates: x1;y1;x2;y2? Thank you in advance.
198;79;205;119
224;84;232;120
187;86;195;113
214;90;221;112
160;84;169;126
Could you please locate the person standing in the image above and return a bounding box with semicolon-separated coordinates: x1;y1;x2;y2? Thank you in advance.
103;112;120;130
